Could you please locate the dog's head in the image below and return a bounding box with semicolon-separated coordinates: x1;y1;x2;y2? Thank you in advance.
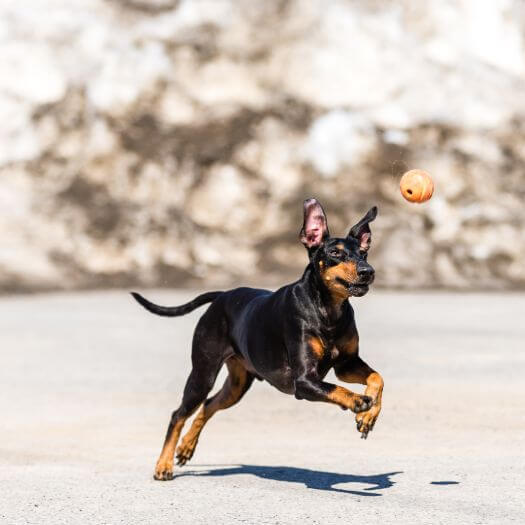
299;198;377;298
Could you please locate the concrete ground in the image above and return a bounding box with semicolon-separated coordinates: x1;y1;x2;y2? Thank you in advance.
1;290;524;524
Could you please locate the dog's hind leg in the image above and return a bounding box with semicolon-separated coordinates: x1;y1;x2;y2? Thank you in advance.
176;356;254;466
153;313;229;481
153;368;216;480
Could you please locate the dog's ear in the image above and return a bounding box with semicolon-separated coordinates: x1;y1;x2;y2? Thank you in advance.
300;198;330;252
347;206;378;253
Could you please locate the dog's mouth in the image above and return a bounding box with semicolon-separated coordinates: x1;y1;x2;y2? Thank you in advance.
335;277;372;297
347;284;370;297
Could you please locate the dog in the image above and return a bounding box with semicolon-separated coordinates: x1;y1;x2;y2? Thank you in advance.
132;198;384;481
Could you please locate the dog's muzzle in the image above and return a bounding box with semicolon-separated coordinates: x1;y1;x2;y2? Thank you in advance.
335;276;374;297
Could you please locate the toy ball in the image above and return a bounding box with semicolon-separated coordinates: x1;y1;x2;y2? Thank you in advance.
400;169;434;203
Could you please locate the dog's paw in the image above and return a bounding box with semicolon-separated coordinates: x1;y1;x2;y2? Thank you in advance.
154;459;174;481
350;394;373;414
355;404;381;439
176;439;197;466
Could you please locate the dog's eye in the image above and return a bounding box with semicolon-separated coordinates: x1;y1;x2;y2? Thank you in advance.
328;249;340;257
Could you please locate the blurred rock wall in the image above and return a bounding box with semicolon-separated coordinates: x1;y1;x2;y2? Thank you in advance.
1;0;525;292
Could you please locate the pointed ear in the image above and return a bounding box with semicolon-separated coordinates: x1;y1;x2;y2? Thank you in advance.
348;206;378;252
300;198;330;251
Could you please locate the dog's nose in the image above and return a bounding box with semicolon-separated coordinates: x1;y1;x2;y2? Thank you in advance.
357;265;374;280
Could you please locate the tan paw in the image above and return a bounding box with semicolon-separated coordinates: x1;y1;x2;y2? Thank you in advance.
176;438;198;466
154;458;174;481
355;404;380;439
349;394;374;414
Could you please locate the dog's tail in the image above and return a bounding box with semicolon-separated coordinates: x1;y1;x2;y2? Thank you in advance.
130;291;223;317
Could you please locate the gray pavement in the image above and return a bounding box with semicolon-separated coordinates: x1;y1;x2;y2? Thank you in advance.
1;290;524;524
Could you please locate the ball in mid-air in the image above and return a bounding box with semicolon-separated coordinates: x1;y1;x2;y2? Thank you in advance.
400;169;434;203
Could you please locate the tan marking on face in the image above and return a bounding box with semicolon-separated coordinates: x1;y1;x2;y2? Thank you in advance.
320;261;358;305
336;243;345;250
323;262;358;286
309;336;325;359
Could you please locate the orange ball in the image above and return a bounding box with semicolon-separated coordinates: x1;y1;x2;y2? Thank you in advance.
400;169;434;203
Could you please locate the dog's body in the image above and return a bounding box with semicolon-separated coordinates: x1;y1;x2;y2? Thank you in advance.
133;199;384;481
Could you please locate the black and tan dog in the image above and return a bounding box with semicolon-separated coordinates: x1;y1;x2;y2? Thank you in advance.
132;198;384;481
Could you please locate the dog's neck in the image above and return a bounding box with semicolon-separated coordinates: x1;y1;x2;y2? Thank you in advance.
301;263;350;327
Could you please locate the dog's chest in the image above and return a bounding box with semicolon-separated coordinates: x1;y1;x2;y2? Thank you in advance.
327;345;341;361
336;333;359;357
317;332;359;366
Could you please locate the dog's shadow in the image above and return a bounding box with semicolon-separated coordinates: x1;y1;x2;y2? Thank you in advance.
177;464;402;496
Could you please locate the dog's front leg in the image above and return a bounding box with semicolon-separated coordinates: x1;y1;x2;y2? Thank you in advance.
294;375;373;413
335;357;384;439
288;337;373;413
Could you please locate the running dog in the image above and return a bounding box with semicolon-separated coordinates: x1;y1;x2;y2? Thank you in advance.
132;198;383;480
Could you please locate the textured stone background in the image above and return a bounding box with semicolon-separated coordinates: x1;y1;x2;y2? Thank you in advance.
1;0;525;292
